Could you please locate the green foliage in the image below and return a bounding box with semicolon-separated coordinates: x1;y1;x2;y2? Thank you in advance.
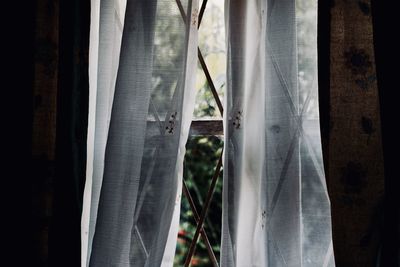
174;2;225;265
174;136;223;266
296;0;318;116
194;0;226;119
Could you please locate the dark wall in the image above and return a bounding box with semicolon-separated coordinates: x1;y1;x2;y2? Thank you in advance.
4;0;36;266
371;0;399;265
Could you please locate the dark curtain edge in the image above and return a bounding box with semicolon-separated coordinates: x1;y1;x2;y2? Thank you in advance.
317;1;393;266
318;0;399;265
371;1;399;266
49;0;90;266
317;0;331;182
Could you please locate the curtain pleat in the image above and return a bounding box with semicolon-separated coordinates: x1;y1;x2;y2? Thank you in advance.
83;0;198;266
221;0;335;266
82;0;126;265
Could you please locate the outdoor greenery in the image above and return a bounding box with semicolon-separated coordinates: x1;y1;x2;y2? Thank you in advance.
193;0;225;119
174;136;223;266
173;1;225;266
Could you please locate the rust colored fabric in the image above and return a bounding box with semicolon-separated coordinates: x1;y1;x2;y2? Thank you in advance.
31;0;59;265
327;0;384;266
31;0;90;266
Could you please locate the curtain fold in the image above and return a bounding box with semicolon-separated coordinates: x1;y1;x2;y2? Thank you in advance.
82;0;126;265
83;0;198;266
221;0;335;266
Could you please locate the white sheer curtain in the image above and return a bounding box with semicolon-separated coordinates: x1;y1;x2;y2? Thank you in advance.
82;0;198;266
82;0;334;266
221;0;335;266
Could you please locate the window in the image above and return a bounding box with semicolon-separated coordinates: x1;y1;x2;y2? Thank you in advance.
173;0;225;266
172;0;319;265
84;0;325;265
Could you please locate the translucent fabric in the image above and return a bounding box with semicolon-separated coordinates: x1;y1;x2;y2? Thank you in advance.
221;0;335;266
82;0;198;266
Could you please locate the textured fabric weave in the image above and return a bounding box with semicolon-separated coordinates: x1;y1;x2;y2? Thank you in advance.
83;0;335;266
221;0;335;266
327;0;384;266
82;0;198;265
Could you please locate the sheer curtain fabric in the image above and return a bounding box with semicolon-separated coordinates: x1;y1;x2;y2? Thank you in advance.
82;0;198;266
221;0;334;266
82;0;335;266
